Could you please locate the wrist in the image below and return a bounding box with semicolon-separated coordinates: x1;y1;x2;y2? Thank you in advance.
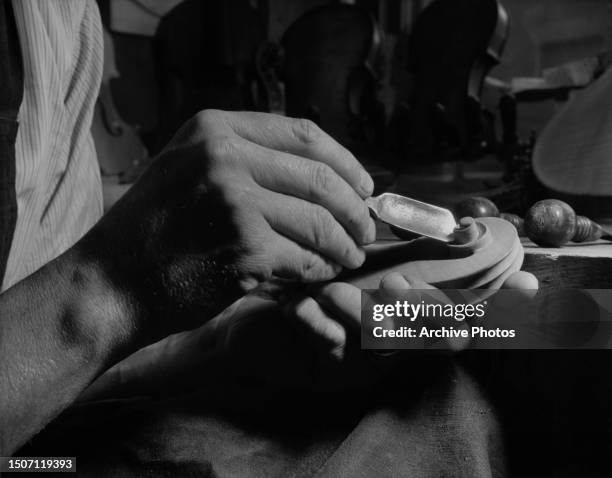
57;246;144;364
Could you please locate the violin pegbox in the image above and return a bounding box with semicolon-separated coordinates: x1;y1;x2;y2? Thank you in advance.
347;217;523;290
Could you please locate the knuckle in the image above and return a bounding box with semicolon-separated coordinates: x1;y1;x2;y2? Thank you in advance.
310;163;336;198
299;252;328;281
346;202;371;241
311;207;335;249
310;207;363;268
301;252;321;278
239;210;267;242
292;117;321;145
195;109;224;130
239;247;273;283
204;135;239;162
300;254;341;282
204;167;239;203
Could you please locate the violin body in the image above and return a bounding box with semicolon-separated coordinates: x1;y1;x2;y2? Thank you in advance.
405;0;509;161
91;29;148;176
281;3;382;148
153;0;267;152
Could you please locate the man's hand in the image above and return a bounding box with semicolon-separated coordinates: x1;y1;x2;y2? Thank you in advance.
79;110;376;341
1;110;375;454
81;269;538;400
82;273;421;398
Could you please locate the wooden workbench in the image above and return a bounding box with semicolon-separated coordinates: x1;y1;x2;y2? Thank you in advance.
523;240;612;289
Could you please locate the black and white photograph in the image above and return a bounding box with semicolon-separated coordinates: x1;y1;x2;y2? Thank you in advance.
2;0;612;476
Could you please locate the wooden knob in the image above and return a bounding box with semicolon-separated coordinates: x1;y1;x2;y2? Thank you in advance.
524;199;576;247
454;197;499;219
500;213;525;236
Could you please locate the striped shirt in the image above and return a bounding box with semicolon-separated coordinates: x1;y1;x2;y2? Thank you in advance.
2;0;104;290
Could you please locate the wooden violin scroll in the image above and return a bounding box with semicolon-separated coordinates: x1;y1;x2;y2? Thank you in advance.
451;217;492;251
345;217;523;290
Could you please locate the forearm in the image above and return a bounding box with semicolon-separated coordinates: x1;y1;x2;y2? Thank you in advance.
0;247;139;455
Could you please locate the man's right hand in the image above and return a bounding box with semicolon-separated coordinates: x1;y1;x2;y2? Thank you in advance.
78;110;376;341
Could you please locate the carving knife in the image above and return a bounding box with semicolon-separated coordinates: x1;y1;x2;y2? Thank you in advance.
366;193;458;242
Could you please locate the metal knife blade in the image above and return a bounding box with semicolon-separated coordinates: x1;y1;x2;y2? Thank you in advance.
366;193;458;242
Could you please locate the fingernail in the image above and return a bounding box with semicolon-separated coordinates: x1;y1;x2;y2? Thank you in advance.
360;171;374;197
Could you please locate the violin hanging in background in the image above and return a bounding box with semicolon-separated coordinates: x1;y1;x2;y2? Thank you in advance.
91;28;149;210
91;28;148;177
281;2;383;150
403;0;509;163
